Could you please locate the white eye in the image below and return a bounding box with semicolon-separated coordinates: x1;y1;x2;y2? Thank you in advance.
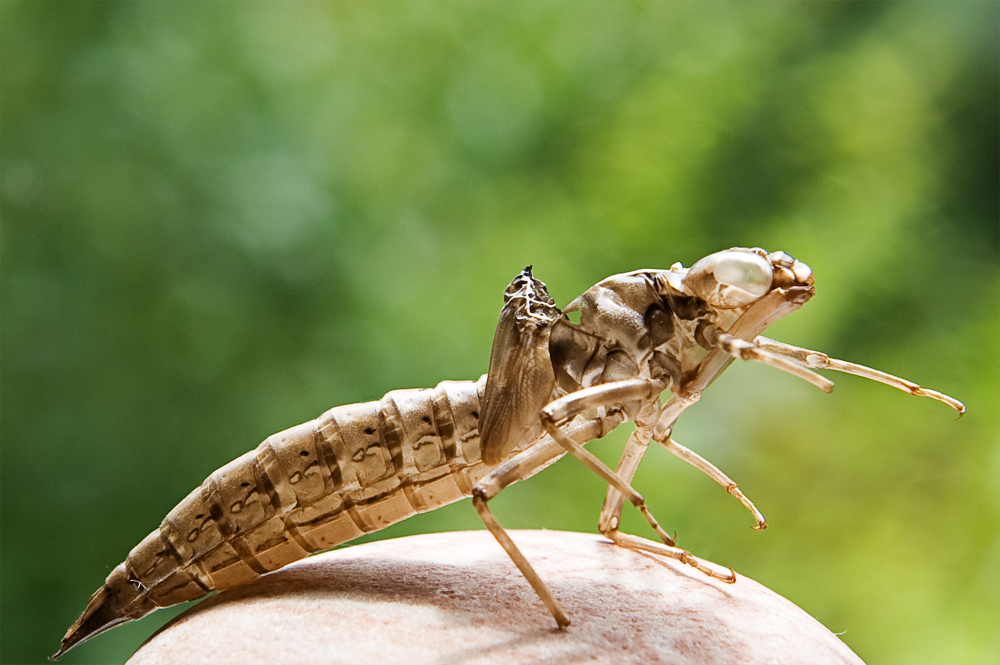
684;250;773;309
714;252;772;295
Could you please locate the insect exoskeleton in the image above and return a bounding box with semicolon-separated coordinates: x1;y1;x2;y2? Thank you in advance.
55;247;963;659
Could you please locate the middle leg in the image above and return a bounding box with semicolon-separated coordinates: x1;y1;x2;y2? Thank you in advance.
540;379;736;582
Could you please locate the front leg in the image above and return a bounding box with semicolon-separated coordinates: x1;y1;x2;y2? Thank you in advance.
753;335;966;414
712;331;834;392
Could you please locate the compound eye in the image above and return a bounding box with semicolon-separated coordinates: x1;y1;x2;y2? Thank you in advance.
685;250;773;309
714;251;772;295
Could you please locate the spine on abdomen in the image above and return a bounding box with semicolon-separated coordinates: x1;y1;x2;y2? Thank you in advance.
120;376;489;612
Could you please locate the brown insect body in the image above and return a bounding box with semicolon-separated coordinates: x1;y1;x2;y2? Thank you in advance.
55;248;963;659
56;378;500;656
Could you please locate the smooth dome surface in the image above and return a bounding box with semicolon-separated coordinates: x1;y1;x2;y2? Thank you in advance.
128;530;865;665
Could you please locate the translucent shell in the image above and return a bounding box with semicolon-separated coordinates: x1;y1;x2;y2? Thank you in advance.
684;249;773;309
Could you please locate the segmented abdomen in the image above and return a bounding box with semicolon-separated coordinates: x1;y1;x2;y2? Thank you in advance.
120;376;489;611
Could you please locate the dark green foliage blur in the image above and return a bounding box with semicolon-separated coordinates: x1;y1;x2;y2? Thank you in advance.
2;2;997;663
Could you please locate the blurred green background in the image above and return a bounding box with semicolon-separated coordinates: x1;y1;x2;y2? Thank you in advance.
2;2;997;663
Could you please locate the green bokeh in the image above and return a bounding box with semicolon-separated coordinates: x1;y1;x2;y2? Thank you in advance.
2;2;997;664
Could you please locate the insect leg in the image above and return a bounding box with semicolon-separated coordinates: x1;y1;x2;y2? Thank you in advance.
754;336;966;415
585;398;737;582
658;434;766;529
541;384;736;582
601;530;736;582
472;416;619;629
597;418;656;539
541;379;683;545
598;393;700;541
594;433;755;582
713;332;834;392
586;422;737;582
